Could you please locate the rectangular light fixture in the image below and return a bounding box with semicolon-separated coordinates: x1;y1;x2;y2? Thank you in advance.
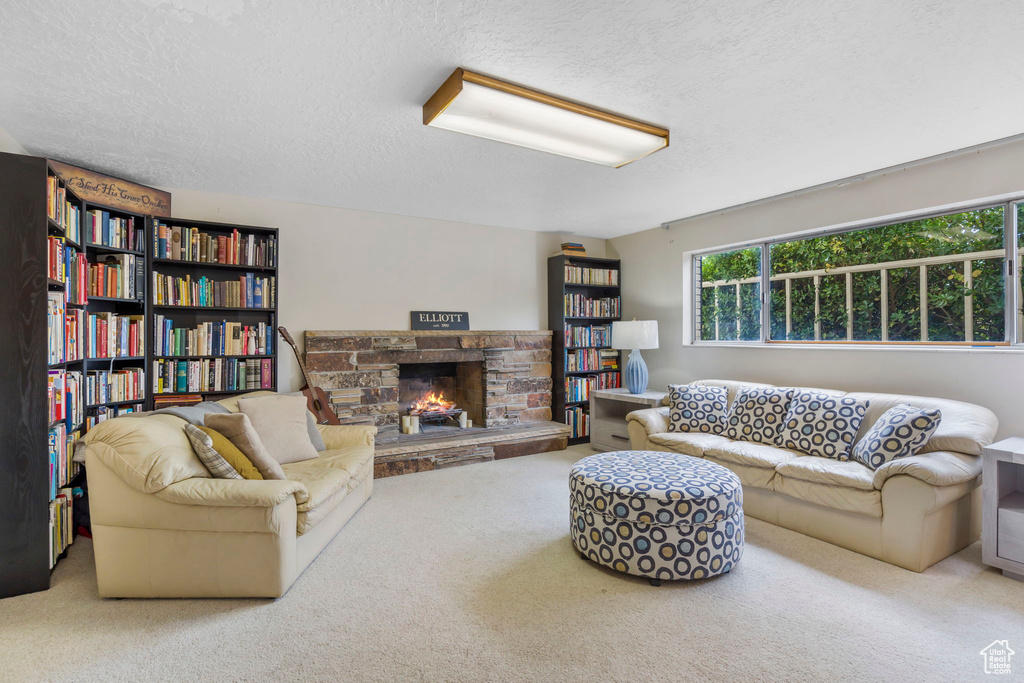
422;68;669;168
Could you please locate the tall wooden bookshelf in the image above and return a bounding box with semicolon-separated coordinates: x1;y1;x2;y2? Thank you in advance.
148;217;279;402
0;151;281;597
547;255;622;445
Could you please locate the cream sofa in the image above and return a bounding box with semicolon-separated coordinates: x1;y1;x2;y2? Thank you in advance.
82;393;376;598
626;379;997;572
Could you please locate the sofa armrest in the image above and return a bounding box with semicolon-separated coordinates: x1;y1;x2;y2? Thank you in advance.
317;424;378;449
626;407;671;435
872;450;981;490
154;477;309;508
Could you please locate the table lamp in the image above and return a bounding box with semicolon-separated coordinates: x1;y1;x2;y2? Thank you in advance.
611;320;659;394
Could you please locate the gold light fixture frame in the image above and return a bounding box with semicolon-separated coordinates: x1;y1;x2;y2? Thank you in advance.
422;68;670;167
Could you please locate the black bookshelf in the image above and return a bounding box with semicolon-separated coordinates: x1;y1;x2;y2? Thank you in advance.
147;217;279;403
547;255;622;445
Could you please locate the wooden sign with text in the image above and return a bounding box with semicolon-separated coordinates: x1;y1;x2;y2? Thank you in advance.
50;159;171;217
411;311;470;330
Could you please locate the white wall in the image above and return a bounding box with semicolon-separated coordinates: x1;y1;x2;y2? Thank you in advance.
609;138;1024;438
0;124;27;154
164;187;606;391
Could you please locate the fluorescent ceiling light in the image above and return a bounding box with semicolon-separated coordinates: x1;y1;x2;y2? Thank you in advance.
423;68;669;168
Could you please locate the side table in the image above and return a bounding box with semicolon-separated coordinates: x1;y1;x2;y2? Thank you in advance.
982;437;1024;581
589;388;666;452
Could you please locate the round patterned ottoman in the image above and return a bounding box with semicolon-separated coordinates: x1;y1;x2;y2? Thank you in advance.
570;450;744;584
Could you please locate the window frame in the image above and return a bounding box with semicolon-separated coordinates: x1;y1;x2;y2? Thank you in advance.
692;199;1021;348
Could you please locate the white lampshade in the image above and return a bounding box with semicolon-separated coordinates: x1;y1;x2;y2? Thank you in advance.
612;320;659;350
423;69;669;168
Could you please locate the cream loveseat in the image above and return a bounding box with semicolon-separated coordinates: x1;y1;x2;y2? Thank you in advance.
82;393;376;598
626;380;997;572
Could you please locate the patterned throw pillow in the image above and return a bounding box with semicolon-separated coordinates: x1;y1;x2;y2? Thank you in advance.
851;404;942;470
668;384;729;434
779;392;867;460
723;387;795;445
184;424;243;479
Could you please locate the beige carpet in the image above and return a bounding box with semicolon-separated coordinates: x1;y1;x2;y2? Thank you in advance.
2;445;1021;682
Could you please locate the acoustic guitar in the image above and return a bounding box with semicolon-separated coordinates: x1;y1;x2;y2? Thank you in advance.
278;326;341;425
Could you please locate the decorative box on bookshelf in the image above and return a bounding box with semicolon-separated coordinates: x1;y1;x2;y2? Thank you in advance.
547;255;622;444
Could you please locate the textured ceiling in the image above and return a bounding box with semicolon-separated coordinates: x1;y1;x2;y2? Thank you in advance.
2;0;1024;238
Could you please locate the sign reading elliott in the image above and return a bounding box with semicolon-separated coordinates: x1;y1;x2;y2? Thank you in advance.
411;311;470;331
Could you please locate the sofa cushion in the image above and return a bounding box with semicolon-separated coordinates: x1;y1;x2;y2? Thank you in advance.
668;384;729;434
705;440;804;471
281;445;375;535
779;392;867;460
82;413;210;493
851;404;941;470
722;386;795;445
196;426;264;480
204;413;286;480
238;394;320;465
184;424;243;479
665;379;775;406
647;432;732;457
846;391;996;456
775;456;881;517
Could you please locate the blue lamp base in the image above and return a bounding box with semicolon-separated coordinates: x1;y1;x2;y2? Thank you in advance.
624;349;649;394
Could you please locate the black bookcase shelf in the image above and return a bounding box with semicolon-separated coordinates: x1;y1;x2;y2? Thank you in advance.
148;216;278;402
547;254;622;445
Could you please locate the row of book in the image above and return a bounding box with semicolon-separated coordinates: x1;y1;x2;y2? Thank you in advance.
152;272;276;309
49;488;74;568
89;254;144;300
47;175;82;244
153;317;274;357
87;209;143;251
564;372;621;403
47;370;84;427
47;238;102;305
564;264;619;286
564;294;620;318
152;222;278;267
85;312;145;359
48;294;67;365
565;406;590;438
564;323;613;348
84;368;145;406
152;358;274;394
565;348;619;372
85;404;140;430
47;422;80;500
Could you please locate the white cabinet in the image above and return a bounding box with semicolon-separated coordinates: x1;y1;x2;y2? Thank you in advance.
589;388;666;452
982;438;1024;581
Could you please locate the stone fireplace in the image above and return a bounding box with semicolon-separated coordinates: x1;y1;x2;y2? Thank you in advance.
304;330;570;476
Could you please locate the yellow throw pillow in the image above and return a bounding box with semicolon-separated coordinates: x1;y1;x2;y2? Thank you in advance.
197;425;264;480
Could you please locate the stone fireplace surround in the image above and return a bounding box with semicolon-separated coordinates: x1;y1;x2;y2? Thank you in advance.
305;330;570;476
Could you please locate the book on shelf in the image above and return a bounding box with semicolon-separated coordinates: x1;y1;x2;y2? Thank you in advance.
564;372;621;403
153;394;204;408
47;423;81;500
565;405;590;438
152;221;278;267
152;271;276;308
47;293;65;365
564;323;612;347
85;404;141;430
563;293;620;317
85;312;144;358
85;367;145;406
65;307;85;362
88;254;143;299
86;210;142;251
152;358;274;394
47;175;81;243
47;370;65;423
153;317;274;357
564;264;618;286
564;348;620;372
48;488;73;568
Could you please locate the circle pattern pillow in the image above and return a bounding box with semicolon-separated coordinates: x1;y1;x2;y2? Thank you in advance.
851;404;942;470
779;391;867;460
668;384;729;434
722;387;794;445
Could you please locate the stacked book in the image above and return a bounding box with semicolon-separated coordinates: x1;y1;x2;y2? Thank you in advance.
152;358;273;394
152;222;278;267
153;394;204;409
153;317;273;357
552;241;587;257
152;272;276;309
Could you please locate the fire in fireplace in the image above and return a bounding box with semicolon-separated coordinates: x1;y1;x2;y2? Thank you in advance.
398;361;484;430
409;391;463;425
